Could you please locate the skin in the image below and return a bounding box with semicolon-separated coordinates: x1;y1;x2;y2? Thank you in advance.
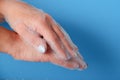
0;26;87;70
0;0;87;70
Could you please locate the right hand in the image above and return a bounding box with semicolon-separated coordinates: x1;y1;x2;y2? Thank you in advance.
0;26;87;70
10;30;87;70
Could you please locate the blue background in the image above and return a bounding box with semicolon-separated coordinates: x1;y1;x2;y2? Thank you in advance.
0;0;120;80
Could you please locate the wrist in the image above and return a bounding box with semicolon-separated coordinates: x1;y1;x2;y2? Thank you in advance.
0;0;21;16
0;27;19;55
0;0;11;15
0;0;4;14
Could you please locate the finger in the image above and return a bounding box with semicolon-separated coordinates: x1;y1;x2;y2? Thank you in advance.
53;23;77;57
47;15;78;57
36;15;71;60
51;19;88;70
45;50;87;70
29;49;79;69
49;54;79;69
49;52;87;70
73;52;87;70
14;23;47;53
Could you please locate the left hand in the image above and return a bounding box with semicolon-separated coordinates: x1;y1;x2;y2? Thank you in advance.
1;0;81;60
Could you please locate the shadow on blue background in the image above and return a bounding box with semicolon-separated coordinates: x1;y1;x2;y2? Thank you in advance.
0;0;120;80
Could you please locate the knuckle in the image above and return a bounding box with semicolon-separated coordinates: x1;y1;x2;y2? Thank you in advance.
44;13;51;18
44;13;53;22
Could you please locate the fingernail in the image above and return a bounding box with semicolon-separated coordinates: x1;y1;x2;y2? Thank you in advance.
37;45;46;53
78;62;88;71
66;52;71;60
76;51;83;59
64;50;72;60
72;50;79;57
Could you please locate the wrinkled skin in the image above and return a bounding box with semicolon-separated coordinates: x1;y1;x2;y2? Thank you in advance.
0;0;87;70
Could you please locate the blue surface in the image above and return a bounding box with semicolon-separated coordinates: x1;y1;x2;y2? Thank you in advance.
0;0;120;80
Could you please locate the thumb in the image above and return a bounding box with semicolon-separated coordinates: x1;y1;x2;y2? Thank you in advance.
35;38;47;53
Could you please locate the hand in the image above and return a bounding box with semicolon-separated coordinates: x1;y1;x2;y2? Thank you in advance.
14;38;87;70
0;26;87;70
1;0;81;60
10;29;87;70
